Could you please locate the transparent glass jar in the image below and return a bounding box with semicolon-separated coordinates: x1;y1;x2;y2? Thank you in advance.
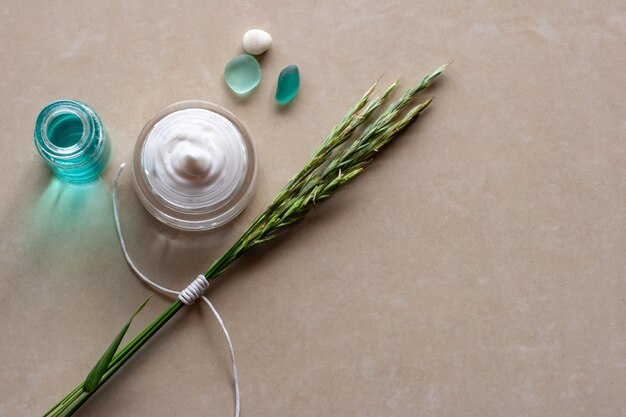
34;100;110;183
133;101;258;231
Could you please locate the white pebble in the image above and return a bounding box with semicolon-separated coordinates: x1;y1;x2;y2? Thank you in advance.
242;29;272;55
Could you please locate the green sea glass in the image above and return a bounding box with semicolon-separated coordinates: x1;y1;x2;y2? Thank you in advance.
224;54;261;94
275;65;300;104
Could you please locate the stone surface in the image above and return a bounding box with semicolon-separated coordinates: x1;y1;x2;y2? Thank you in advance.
275;65;300;104
1;2;625;417
242;29;272;55
224;54;261;94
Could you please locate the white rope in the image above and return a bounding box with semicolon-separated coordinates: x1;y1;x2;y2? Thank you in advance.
112;163;241;417
179;275;211;305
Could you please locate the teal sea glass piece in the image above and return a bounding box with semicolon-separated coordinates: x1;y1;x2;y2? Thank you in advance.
275;65;300;104
224;54;262;94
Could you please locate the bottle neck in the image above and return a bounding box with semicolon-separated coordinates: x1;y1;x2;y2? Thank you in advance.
34;100;108;182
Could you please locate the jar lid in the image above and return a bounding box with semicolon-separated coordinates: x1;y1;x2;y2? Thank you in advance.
133;101;258;231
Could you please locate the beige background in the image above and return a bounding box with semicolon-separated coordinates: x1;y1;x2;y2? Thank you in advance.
1;0;625;416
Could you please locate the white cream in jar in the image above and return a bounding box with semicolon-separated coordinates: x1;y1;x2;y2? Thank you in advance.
133;101;257;231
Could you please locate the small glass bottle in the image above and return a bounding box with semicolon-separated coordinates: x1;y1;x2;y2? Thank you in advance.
34;100;110;183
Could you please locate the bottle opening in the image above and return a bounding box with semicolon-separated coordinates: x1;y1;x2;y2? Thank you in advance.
34;100;109;183
46;111;84;148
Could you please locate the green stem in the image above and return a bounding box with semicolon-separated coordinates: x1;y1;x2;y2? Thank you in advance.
42;386;82;417
47;258;234;416
46;301;184;417
60;301;184;416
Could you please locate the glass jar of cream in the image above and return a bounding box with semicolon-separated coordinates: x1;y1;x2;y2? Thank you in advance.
34;100;110;182
133;101;258;231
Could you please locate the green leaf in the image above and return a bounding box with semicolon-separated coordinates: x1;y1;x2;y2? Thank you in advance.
82;296;152;393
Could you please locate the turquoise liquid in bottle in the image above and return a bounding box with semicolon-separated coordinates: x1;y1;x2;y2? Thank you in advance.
34;100;110;183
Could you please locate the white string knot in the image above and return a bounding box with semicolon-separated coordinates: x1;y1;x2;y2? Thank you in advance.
179;275;210;305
